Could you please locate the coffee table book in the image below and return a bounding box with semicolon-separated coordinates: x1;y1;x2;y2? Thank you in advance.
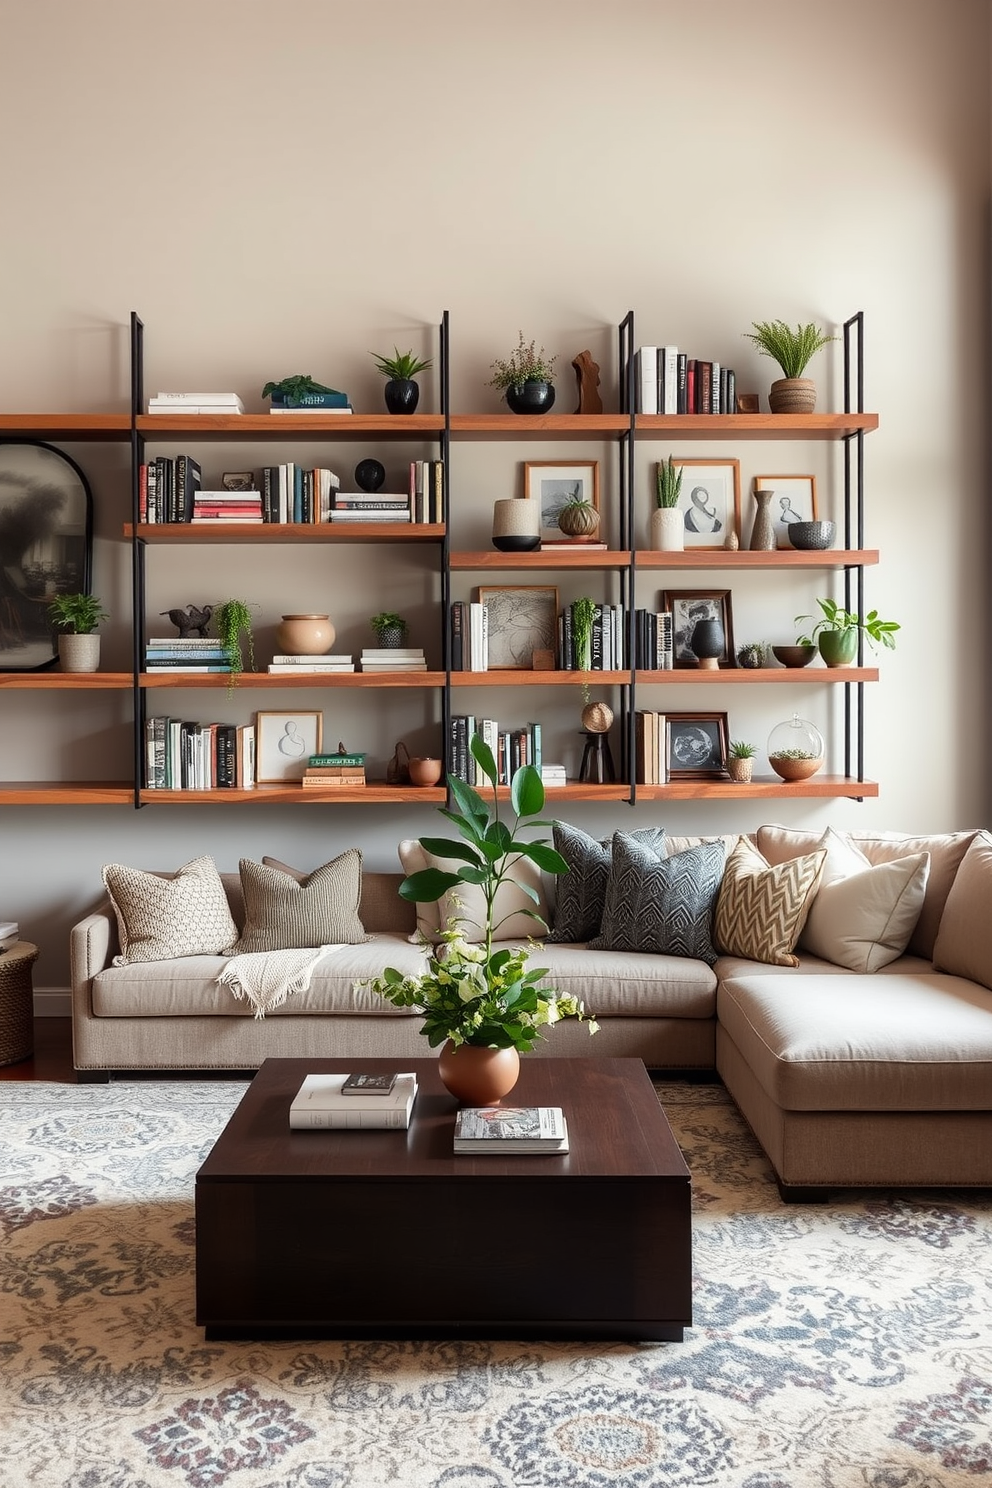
289;1072;417;1129
453;1105;569;1153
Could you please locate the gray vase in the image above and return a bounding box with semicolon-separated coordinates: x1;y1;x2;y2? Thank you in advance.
749;489;776;551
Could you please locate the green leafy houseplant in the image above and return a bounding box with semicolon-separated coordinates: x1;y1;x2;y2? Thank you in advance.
743;320;837;380
728;740;757;760
367;734;596;1053
261;375;345;407
47;593;108;634
369;348;433;380
795;598;900;652
571;596;598;702
656;456;684;509
370;611;408;644
213;598;255;688
487;332;557;392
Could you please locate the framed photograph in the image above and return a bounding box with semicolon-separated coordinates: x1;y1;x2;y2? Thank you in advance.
666;712;729;779
753;474;818;549
479;585;559;670
661;589;735;668
0;441;93;670
255;710;323;783
523;461;600;541
670;459;741;549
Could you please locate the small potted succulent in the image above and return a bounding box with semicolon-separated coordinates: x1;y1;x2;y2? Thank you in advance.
487;332;557;415
742;320;837;414
795;598;899;667
370;611;408;649
48;592;108;673
726;740;757;784
557;487;601;540
652;456;684;551
369;348;433;415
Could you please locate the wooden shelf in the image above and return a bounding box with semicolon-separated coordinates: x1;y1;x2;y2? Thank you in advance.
140;671;445;689
136;413;446;438
126;522;444;543
451;670;629;687
633;775;878;800
0;414;131;441
634;412;879;441
476;782;633;802
636;667;878;684
450;414;629;439
635;549;878;570
0;671;133;689
139;782;448;804
0;781;133;804
451;550;631;570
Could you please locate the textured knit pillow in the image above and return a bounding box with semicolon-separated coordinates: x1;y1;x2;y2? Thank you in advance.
398;840;549;944
233;850;368;953
714;837;827;967
589;834;726;964
102;855;238;965
547;822;667;943
799;827;929;972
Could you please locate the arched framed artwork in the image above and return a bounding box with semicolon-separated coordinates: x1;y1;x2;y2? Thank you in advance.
0;441;94;670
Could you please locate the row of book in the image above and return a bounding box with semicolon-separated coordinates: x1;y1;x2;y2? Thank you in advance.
635;346;738;416
144;717;256;790
449;601;629;673
449;716;556;786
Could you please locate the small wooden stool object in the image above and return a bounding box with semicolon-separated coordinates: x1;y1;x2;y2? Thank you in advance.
0;941;38;1066
578;731;615;783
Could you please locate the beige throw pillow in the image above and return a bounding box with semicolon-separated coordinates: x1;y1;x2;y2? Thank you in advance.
932;832;992;989
233;850;368;953
398;839;548;944
102;855;238;965
715;837;826;967
799;827;929;972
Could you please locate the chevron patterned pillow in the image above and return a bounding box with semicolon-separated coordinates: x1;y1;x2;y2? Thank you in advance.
589;834;727;964
547;822;667;943
715;836;827;967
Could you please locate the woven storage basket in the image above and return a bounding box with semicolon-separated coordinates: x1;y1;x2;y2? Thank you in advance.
0;943;37;1065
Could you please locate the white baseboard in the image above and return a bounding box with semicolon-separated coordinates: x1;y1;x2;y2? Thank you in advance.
35;988;71;1017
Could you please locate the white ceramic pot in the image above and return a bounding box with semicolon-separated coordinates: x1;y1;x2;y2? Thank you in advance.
651;506;684;552
58;634;101;673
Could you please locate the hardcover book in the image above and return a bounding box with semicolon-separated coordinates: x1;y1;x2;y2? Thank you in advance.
452;1106;569;1154
289;1072;417;1129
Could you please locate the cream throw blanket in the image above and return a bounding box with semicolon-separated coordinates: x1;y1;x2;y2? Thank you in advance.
216;944;343;1018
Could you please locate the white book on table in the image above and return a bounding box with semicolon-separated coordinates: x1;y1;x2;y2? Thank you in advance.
289;1073;418;1129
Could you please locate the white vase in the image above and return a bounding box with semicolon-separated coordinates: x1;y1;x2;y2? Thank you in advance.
651;507;684;552
58;634;100;673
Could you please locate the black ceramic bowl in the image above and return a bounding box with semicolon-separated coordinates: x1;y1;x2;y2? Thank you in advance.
788;520;836;550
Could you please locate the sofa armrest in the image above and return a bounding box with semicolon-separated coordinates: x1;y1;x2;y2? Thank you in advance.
70;898;117;987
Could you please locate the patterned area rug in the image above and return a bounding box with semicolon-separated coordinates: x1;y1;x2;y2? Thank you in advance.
1;1079;990;1488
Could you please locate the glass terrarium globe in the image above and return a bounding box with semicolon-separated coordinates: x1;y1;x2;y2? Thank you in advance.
767;713;824;782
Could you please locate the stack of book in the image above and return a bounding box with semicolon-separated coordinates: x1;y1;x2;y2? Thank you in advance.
267;654;355;674
635;710;669;785
0;921;19;951
330;491;411;524
302;751;367;789
634;346;737;415
192;489;263;523
144;637;230;673
261;465;342;524
634;609;674;670
289;1071;418;1129
539;536;608;552
147;392;244;415
452;1106;569;1154
360;648;426;673
144;717;255;790
408;459;445;523
449;601;488;671
540;763;568;789
559;601;627;671
269;390;353;415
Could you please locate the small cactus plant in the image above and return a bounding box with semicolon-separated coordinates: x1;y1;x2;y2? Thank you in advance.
736;641;767;669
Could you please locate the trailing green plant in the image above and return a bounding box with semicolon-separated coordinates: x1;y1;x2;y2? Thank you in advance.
795;598;899;651
369;348;433;380
656;456;684;509
728;740;757;760
743;320;837;380
261;374;345;406
213;598;256;688
486;332;557;392
47;593;108;634
369;611;408;641
366;733;596;1052
571;595;598;702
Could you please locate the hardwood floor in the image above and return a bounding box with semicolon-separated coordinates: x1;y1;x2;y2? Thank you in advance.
0;1018;74;1082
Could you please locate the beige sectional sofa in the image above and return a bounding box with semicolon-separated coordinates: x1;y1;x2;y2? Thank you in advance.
69;826;992;1197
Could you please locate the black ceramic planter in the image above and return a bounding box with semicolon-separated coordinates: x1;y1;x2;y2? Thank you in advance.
505;380;555;415
384;378;420;415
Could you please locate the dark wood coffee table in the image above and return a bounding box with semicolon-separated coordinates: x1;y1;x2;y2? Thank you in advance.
195;1056;691;1341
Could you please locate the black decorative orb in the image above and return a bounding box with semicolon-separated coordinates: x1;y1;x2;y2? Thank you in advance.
355;459;386;493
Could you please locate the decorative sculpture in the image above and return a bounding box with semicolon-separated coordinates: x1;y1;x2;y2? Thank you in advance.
160;603;212;638
572;350;603;415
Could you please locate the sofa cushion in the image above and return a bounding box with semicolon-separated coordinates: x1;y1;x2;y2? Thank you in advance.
102;856;238;965
516;941;717;1018
232;851;368;953
757;824;978;960
589;834;725;964
932;831;992;989
398;840;549;944
715;837;826;967
718;971;992;1111
546;822;667;943
799;827;930;972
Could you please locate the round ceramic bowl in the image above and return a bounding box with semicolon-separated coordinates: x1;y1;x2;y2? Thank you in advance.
787;520;836;550
772;644;817;669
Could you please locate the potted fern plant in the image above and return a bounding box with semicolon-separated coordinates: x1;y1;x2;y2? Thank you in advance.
743;319;837;414
48;592;108;673
369;347;433;415
370;611;408;649
652;457;684;551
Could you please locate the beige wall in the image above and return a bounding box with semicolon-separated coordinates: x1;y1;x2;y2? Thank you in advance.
0;0;989;989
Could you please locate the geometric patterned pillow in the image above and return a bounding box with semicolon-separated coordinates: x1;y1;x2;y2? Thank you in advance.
102;855;238;965
714;836;827;967
589;833;726;964
547;821;667;943
233;851;369;953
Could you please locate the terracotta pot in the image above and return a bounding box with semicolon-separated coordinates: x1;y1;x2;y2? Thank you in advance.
437;1041;520;1106
768;377;817;414
274;614;335;655
408;756;442;787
